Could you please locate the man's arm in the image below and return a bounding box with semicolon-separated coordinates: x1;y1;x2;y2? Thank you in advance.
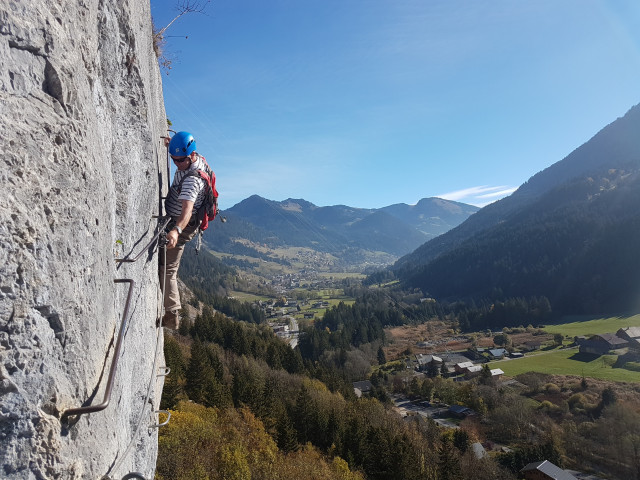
166;199;194;249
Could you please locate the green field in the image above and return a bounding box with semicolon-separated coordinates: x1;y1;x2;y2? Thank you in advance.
544;314;640;337
488;314;640;382
318;272;366;280
491;347;640;382
228;291;270;303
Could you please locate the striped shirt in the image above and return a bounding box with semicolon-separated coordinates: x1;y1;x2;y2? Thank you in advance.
165;154;207;218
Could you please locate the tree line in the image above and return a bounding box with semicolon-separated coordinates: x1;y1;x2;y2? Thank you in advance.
160;306;516;480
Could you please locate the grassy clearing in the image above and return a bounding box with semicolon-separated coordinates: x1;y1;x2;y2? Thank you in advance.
318;272;366;280
299;297;355;320
228;291;270;303
491;347;640;383
545;314;640;338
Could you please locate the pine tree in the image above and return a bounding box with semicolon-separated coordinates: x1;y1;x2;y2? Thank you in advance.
266;343;282;370
276;409;298;453
480;364;492;385
185;339;215;404
160;334;187;409
437;437;462;480
453;429;470;454
293;384;314;444
377;345;387;365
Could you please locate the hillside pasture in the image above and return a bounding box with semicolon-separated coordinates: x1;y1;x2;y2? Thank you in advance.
544;314;640;337
491;347;640;383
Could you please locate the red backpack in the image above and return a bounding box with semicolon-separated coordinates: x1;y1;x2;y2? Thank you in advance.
176;156;219;231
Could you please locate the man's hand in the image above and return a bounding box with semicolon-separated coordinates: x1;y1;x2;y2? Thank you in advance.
166;229;179;249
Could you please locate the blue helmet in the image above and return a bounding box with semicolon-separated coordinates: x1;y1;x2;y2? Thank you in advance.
168;131;196;156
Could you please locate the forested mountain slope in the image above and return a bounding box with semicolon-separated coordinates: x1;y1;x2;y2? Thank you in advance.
393;103;640;314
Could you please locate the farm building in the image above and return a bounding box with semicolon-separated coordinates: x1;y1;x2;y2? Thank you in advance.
577;333;628;355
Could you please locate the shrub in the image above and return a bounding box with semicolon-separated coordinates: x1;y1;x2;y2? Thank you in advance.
566;381;582;392
567;393;587;410
515;372;549;394
544;383;561;394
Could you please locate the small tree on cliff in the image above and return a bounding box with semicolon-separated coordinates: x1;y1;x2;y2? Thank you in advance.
152;1;210;72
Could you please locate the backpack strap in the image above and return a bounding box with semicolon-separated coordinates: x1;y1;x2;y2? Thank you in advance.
174;170;203;195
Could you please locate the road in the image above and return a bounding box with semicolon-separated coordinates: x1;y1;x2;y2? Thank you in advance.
288;318;299;349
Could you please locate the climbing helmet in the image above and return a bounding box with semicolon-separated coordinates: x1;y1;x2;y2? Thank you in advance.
169;131;196;157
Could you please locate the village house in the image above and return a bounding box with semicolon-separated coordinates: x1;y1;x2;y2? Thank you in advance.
617;327;640;350
523;340;542;352
465;346;486;361
353;380;373;398
490;368;504;380
415;354;442;371
464;365;483;379
488;348;507;359
520;460;577;480
442;353;472;366
454;361;475;374
448;404;475;419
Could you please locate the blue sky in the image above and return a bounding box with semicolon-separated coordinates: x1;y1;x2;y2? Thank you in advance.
151;0;640;210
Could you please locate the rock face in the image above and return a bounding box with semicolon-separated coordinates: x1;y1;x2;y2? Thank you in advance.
1;1;168;478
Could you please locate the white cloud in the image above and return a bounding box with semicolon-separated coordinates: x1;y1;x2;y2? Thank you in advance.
476;187;517;199
437;185;516;207
437;185;504;201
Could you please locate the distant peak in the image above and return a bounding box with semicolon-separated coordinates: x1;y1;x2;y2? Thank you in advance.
280;198;316;211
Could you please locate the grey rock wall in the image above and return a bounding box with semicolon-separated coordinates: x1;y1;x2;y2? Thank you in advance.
0;1;168;478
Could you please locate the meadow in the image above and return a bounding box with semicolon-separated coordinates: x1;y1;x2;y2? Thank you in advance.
489;314;640;382
490;348;640;382
544;314;640;337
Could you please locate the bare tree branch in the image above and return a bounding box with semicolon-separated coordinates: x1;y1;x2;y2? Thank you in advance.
155;0;210;38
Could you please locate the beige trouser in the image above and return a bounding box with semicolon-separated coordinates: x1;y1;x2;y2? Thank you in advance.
158;222;198;329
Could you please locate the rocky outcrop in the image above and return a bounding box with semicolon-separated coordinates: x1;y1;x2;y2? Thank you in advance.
1;1;168;478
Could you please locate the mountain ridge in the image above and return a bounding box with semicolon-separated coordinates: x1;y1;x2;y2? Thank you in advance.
391;102;640;314
204;195;479;269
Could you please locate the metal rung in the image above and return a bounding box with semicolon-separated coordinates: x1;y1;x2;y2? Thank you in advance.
122;474;147;480
156;367;171;377
151;410;171;428
62;279;135;418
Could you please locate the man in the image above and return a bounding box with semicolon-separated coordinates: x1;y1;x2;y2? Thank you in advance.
159;131;209;329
